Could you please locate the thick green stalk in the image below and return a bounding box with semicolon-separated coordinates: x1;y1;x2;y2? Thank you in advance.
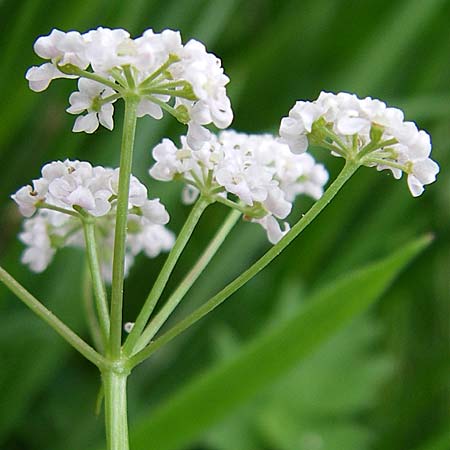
133;209;242;354
123;197;210;356
0;266;106;368
103;369;130;450
83;221;110;346
109;98;138;358
130;161;359;367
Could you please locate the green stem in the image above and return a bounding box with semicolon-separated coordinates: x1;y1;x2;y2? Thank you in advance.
100;93;122;106
214;196;248;214
123;65;136;89
151;80;189;89
123;197;210;356
358;137;398;158
38;202;81;218
129;161;359;367
133;209;241;354
320;127;349;154
82;265;104;352
141;88;195;100
77;70;122;92
103;369;130;450
109;98;138;358
0;266;106;368
213;195;265;218
58;65;122;92
147;96;184;121
139;55;180;87
319;141;347;158
83;221;110;346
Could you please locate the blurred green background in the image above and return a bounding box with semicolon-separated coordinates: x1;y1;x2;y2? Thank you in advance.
0;0;449;449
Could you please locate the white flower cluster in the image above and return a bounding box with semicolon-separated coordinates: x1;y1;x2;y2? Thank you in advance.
26;28;233;139
150;130;328;243
280;91;439;196
12;160;174;278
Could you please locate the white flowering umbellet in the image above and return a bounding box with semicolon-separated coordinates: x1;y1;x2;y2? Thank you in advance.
149;130;328;243
26;27;233;139
12;160;174;278
280;91;439;196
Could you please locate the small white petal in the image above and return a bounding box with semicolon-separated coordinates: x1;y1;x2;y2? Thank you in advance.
137;98;164;119
336;116;369;135
72;113;99;134
187;122;211;150
141;199;170;224
407;175;425;197
67;186;96;210
412;159;440;185
256;215;290;244
98;103;114;130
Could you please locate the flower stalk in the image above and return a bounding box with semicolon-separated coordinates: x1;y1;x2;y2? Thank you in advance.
123;196;211;356
0;266;106;368
109;97;139;358
83;221;110;347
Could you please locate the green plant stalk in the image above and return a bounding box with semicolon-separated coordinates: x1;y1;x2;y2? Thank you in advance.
123;197;210;356
109;97;138;358
83;221;110;346
133;208;242;354
0;266;106;368
130;161;360;367
103;369;130;450
82;265;104;352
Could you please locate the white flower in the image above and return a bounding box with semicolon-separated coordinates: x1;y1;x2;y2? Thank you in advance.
19;216;56;272
15;160;174;278
149;130;329;244
149;138;182;181
140;199;170;224
13;159;160;219
44;161;113;216
280;91;439;196
174;39;233;129
276;152;329;201
25;29;88;93
254;215;290;244
130;223;175;259
25;63;74;92
11;185;43;217
26;27;234;136
407;158;440;197
34;29;89;68
67;78;117;133
220;165;272;205
186;121;213;151
83;27;131;73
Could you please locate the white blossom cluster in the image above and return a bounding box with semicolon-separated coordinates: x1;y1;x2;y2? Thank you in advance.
280;91;439;196
150;130;329;243
26;28;233;141
12;160;174;278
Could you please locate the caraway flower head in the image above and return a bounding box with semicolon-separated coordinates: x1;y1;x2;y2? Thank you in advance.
26;27;233;143
280;91;439;196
